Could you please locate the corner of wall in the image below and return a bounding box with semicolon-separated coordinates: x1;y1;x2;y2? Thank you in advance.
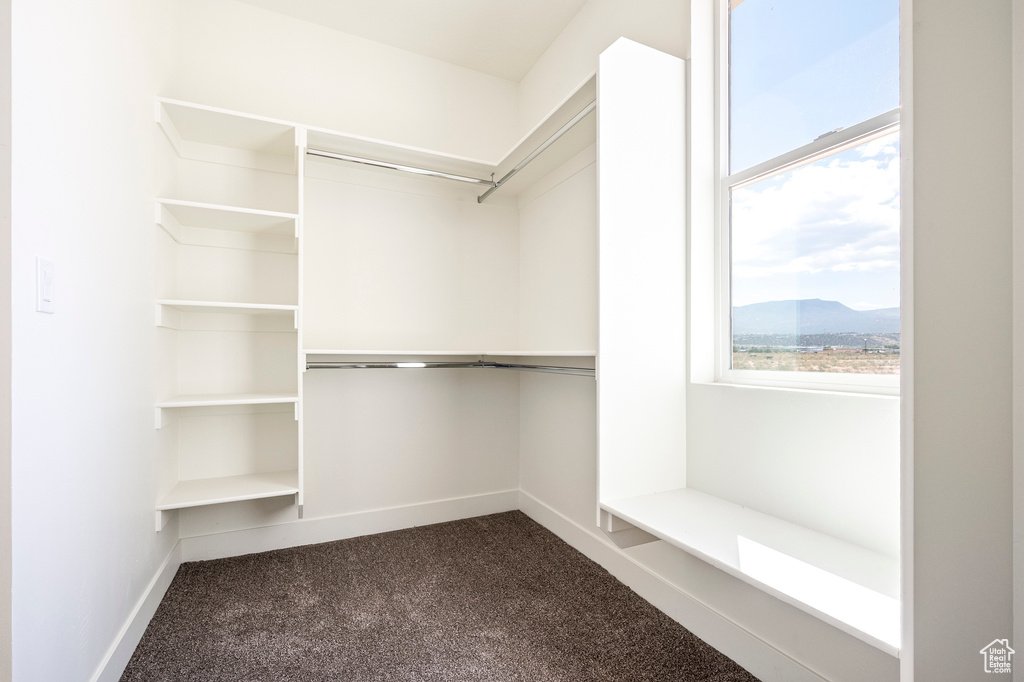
517;0;689;136
90;543;182;682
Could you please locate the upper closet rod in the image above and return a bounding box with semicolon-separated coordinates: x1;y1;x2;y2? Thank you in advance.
305;148;493;186
303;99;597;203
305;360;594;378
477;99;596;204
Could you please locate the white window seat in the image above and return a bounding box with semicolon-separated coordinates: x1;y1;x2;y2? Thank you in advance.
601;488;900;654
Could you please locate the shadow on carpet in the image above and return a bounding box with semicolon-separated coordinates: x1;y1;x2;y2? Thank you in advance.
121;511;760;681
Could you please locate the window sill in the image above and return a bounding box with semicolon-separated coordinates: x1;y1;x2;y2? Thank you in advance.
601;488;900;654
718;369;901;397
689;376;902;400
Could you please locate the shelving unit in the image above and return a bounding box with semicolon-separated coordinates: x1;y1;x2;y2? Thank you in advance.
154;99;303;530
152;76;599;535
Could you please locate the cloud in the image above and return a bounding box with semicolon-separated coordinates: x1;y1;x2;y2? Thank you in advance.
731;132;900;285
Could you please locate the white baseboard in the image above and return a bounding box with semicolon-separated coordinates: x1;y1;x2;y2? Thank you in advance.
517;490;825;682
90;541;182;682
180;489;520;562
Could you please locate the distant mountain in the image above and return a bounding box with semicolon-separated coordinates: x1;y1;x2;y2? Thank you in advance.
732;299;900;335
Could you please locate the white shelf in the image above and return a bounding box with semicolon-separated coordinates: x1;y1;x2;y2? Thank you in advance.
305;127;494;186
156;393;299;409
157;300;298;316
157;199;298;236
304;349;596;357
602;488;900;654
157;470;299;511
157;98;297;172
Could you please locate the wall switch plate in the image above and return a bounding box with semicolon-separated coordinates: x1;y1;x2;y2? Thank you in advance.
36;257;55;314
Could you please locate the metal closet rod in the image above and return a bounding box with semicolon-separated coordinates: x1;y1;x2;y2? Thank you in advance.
477;100;596;204
305;361;595;377
304;148;492;186
303;99;597;204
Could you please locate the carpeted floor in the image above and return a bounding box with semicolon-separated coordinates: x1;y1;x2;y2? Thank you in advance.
120;511;760;681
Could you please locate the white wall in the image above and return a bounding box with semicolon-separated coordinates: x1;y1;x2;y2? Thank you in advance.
302;369;520;516
516;144;600;536
908;1;1014;680
517;0;689;136
301;172;519;352
687;386;901;557
10;0;178;679
0;0;11;675
170;0;520;161
517;146;597;351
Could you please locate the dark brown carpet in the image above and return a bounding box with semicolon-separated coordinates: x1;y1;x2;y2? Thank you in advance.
120;511;760;681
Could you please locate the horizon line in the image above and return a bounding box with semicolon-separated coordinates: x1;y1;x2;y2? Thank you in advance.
733;298;901;312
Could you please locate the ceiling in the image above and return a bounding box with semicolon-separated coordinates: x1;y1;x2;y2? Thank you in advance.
233;0;588;82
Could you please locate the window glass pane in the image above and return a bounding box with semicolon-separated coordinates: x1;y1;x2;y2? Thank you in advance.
730;132;900;374
729;0;899;173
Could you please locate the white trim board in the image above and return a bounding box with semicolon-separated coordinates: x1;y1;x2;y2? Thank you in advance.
90;542;182;682
180;489;519;561
517;490;827;682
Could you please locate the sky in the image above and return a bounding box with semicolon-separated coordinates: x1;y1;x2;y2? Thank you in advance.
730;0;900;311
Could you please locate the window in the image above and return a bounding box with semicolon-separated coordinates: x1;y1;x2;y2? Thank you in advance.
720;0;901;392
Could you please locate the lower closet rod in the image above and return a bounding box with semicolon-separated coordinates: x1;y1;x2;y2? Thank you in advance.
305;361;595;377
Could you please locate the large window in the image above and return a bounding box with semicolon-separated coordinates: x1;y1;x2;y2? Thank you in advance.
721;0;900;391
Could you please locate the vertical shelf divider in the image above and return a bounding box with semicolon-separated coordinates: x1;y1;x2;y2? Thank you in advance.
296;125;307;515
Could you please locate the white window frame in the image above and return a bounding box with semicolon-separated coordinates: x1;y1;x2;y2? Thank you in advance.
714;0;901;396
